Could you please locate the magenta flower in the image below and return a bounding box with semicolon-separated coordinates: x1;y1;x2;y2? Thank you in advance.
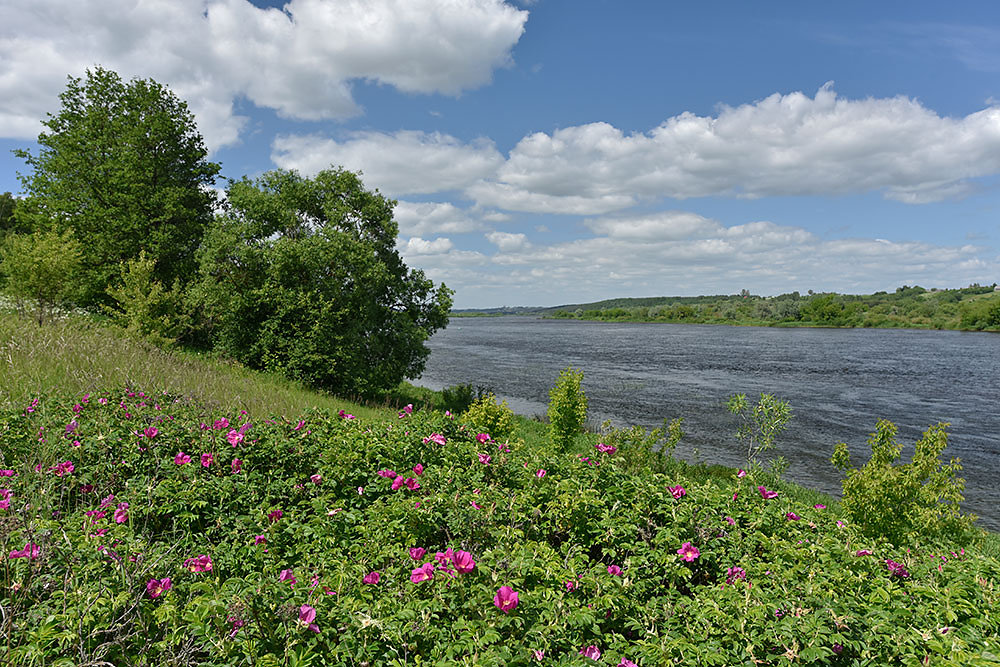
146;577;172;598
453;550;476;573
886;559;911;578
143;426;158;439
268;509;283;522
493;586;519;613
279;569;297;585
65;420;78;434
409;547;427;560
422;433;446;445
855;549;873;557
758;485;778;500
214;418;229;430
814;504;826;509
391;475;405;490
310;474;322;485
595;442;617;454
8;542;40;559
565;580;577;591
725;566;747;584
478;453;492;465
298;604;320;632
785;512;800;521
607;564;622;576
677;542;700;562
619;660;638;667
201;453;214;468
737;468;747;478
404;477;420;490
362;571;381;585
668;485;686;500
52;460;75;476
377;469;397;478
253;535;267;545
231;458;242;474
226;430;244;447
579;645;602;660
413;463;424;476
113;506;128;524
174;452;191;466
184;554;213;572
411;562;435;583
536;469;546;478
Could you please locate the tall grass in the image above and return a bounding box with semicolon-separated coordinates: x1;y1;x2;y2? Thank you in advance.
0;311;378;419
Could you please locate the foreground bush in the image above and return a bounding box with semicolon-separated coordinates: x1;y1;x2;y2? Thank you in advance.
2;390;998;665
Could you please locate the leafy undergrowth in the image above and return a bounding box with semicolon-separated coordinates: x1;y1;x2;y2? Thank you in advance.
2;391;999;666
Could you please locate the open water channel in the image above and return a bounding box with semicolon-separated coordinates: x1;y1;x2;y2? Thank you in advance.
412;316;1000;531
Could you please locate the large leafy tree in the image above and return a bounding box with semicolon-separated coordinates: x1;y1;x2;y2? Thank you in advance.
196;168;453;396
15;67;219;305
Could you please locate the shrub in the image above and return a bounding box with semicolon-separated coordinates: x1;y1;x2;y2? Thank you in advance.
548;367;588;451
598;417;683;474
832;420;975;544
104;250;188;347
0;228;82;324
462;391;516;441
727;392;791;472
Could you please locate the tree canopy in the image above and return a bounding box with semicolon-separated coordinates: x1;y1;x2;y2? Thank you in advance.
195;168;452;396
14;67;219;305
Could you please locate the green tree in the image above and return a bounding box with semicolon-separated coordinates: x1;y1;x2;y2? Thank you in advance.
104;251;187;347
14;67;219;305
0;228;82;323
548;367;588;450
194;168;452;397
727;392;791;471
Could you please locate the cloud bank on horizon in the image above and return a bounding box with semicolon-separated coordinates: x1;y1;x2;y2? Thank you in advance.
2;0;999;308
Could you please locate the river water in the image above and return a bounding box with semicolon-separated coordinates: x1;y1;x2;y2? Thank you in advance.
412;316;1000;531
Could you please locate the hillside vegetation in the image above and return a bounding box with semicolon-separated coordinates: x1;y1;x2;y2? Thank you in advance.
457;284;1000;331
2;310;999;666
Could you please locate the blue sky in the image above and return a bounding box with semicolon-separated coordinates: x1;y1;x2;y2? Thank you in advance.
2;0;1000;307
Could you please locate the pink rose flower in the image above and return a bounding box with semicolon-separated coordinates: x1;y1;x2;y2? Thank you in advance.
174;452;191;466
493;586;519;613
677;542;700;562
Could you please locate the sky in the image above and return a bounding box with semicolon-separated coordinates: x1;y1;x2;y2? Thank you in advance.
2;0;1000;308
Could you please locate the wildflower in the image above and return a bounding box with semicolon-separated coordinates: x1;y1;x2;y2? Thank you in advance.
231;458;242;473
595;442;617;454
228;616;245;638
677;542;700;562
226;430;244;447
497;442;510;452
146;577;172;598
174;452;191;465
886;559;911;578
737;469;747;478
413;463;424;476
724;516;735;525
184;554;213;572
310;474;322;485
607;564;622;576
214;418;229;430
855;549;873;557
565;580;577;591
298;604;320;632
619;660;638;667
785;512;800;521
114;505;128;524
65;420;78;434
493;586;519;613
668;485;686;500
363;571;380;585
401;477;418;490
813;504;826;509
253;535;267;545
398;404;413;418
476;432;491;443
478;453;492;465
391;475;405;490
411;562;435;583
294;419;306;430
201;453;214;468
409;547;426;560
52;461;75;476
9;542;40;559
435;548;455;563
533;649;545;660
725;566;747;584
758;485;778;500
579;645;601;660
377;469;397;478
423;433;446;445
536;469;546;478
0;470;15;477
72;440;81;447
279;569;297;585
268;509;283;523
832;644;844;655
453;550;476;573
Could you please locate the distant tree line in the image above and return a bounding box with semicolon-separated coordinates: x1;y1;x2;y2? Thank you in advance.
0;67;452;397
546;284;1000;331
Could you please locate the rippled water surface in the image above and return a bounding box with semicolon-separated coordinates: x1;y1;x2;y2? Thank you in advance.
413;316;1000;531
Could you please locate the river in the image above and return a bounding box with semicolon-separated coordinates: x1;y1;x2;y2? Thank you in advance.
411;316;1000;532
